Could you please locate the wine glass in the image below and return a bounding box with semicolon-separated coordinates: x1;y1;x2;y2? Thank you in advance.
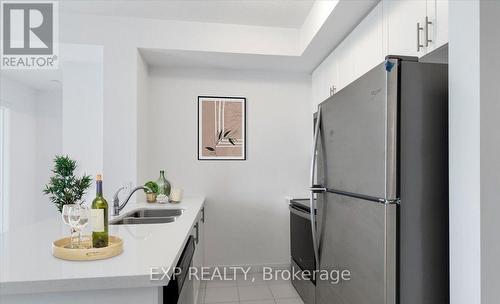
61;204;77;248
77;205;90;246
68;205;83;248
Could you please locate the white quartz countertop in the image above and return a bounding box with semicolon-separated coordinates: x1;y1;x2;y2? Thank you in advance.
0;196;205;295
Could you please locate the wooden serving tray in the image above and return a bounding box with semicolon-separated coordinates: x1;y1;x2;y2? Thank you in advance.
52;235;123;261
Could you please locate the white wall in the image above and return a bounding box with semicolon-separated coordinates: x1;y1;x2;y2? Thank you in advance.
144;67;311;266
449;1;481;304
0;44;103;230
57;12;315;267
57;4;373;197
137;53;150;191
58;13;299;199
0;78;38;230
61;47;104;202
480;1;500;303
450;1;500;304
35;90;63;222
0;77;62;229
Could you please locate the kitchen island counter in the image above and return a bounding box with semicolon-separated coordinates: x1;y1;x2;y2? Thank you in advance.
0;196;205;297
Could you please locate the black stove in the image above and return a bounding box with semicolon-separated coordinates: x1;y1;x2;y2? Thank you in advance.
289;198;314;213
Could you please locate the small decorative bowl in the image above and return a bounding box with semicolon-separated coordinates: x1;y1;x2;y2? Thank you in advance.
156;194;169;204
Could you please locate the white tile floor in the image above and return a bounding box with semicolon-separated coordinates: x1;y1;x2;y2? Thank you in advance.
200;274;304;304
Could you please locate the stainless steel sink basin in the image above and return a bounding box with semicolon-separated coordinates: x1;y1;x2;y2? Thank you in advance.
111;217;176;225
109;208;183;225
127;208;183;218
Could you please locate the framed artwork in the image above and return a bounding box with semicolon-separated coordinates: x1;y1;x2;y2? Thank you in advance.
198;96;246;160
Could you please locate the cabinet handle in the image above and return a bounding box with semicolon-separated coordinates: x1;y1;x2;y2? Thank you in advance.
194;222;199;244
417;22;424;52
329;85;336;96
425;16;433;47
201;207;205;223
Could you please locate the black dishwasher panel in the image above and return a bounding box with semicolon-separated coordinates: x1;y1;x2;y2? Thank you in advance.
163;236;195;304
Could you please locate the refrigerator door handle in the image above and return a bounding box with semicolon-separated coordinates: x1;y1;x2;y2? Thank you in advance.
310;106;322;270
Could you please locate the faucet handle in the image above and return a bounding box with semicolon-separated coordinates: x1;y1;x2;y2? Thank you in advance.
113;186;127;204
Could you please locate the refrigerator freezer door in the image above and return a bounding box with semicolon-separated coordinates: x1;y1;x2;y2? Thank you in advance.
318;60;398;200
316;192;396;304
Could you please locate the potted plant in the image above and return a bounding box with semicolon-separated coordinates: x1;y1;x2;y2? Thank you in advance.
144;181;159;203
43;155;92;212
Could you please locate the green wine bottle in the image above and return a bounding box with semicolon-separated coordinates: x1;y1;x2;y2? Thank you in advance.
157;170;171;196
91;174;108;248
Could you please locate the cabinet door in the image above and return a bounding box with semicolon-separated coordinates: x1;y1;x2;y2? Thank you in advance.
198;208;205;273
192;216;203;304
336;2;384;93
311;67;321;113
336;39;355;91
352;1;385;80
426;0;448;52
312;63;326;110
385;0;427;57
323;52;339;98
312;54;338;107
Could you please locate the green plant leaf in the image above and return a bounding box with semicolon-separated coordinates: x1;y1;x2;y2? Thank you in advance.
144;181;159;194
205;146;215;151
42;155;92;213
218;130;223;140
228;138;235;145
223;130;231;137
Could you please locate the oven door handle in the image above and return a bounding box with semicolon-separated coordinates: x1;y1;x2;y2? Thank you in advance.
289;205;312;220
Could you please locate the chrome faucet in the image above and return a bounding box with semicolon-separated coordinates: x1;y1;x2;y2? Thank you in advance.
113;186;150;216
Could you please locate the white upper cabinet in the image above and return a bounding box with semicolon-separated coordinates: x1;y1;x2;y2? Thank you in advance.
324;51;339;98
385;0;427;57
351;2;385;81
311;59;328;111
336;38;355;92
311;1;384;108
312;41;339;111
426;0;449;52
385;0;448;57
336;1;384;92
310;0;448;112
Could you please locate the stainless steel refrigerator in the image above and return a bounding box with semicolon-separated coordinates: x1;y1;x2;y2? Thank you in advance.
309;56;449;304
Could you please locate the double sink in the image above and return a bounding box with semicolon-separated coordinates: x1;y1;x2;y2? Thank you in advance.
110;208;183;225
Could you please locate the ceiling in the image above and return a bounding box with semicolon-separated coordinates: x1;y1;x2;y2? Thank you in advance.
140;49;310;72
60;0;315;28
140;0;379;72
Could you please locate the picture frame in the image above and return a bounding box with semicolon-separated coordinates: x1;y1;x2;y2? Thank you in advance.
198;96;246;160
